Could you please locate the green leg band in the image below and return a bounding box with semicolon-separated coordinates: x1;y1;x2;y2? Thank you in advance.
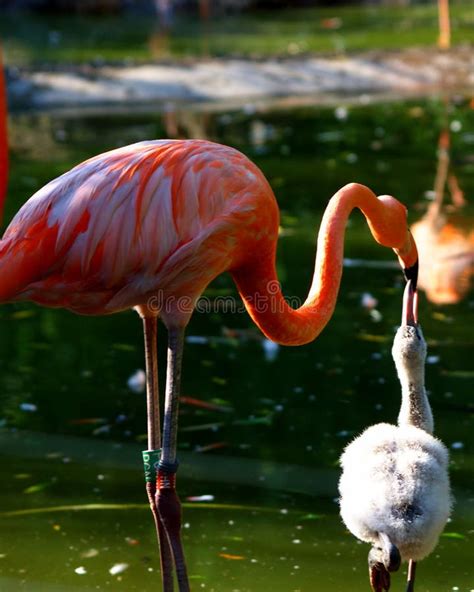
142;449;161;483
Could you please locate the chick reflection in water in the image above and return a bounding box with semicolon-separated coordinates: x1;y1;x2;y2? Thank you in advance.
338;282;451;592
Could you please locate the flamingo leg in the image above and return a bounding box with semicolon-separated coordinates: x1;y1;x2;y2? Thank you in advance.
437;0;451;49
406;560;417;592
157;326;190;592
141;314;174;592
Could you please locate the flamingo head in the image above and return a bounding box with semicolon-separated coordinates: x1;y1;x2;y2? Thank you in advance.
368;533;401;592
368;194;419;294
392;301;427;394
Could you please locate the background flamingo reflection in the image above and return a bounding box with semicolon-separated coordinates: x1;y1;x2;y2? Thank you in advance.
411;125;473;305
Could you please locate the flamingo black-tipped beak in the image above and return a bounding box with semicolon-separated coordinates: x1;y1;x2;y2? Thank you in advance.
402;279;418;327
394;230;418;282
403;259;418;291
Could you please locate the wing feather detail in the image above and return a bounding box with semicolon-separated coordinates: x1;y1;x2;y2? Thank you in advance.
0;140;277;311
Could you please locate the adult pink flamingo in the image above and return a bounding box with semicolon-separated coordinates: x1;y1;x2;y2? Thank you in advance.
0;73;418;592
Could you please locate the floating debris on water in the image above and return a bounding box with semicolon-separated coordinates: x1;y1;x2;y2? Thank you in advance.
69;417;106;426
23;482;51;494
19;403;37;413
361;292;379;312
186;335;209;345
450;120;462;132
301;513;324;521
186;495;215;503
81;548;99;558
233;415;272;427
181;421;224;433
334;106;348;120
109;563;129;576
74;566;87;575
451;442;464;450
180;396;233;413
262;339;279;362
219;553;245;560
370;309;382;322
92;425;111;436
195;442;228;453
212;376;227;387
127;369;146;393
113;343;136;352
357;333;388;343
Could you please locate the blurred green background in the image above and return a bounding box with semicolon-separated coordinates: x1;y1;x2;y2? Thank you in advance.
0;2;473;591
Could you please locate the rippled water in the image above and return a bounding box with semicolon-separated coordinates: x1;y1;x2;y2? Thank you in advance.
0;97;473;591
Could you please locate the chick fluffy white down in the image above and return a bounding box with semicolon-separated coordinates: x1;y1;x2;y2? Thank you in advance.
339;422;451;561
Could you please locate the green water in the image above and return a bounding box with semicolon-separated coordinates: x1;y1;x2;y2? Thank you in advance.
0;98;473;591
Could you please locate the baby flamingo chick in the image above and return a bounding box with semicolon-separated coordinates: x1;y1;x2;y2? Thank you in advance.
338;282;451;591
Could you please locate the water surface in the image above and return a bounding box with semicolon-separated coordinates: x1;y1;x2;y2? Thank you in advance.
0;97;473;591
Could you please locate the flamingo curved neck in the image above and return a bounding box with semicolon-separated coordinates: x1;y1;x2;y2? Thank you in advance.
397;382;433;434
232;183;410;346
396;354;433;433
393;326;433;433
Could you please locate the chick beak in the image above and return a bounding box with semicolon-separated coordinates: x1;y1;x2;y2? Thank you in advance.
402;279;418;327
